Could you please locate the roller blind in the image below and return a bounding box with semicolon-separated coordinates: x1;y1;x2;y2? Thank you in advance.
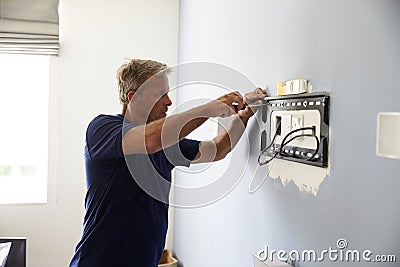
0;0;59;55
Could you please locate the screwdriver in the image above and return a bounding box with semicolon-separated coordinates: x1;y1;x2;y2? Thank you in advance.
232;97;268;111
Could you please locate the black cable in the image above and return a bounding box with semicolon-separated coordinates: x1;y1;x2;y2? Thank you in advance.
279;126;320;161
279;133;320;161
279;127;320;161
279;126;316;147
258;151;279;166
258;120;281;166
258;126;320;166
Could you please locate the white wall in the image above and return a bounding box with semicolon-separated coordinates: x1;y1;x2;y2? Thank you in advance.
175;0;400;267
0;1;179;266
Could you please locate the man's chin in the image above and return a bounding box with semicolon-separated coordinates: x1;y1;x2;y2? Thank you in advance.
147;112;167;123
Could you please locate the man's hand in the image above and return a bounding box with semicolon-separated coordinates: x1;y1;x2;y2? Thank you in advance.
244;87;267;105
210;91;245;118
239;87;268;117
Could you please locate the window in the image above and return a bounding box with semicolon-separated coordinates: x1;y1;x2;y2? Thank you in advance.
0;54;50;204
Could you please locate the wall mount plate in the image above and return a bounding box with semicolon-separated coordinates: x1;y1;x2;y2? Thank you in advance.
261;92;330;167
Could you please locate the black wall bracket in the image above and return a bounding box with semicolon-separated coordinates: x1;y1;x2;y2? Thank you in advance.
260;92;330;168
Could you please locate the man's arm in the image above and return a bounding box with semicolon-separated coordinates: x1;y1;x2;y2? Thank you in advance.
122;92;245;155
192;88;267;163
191;109;251;163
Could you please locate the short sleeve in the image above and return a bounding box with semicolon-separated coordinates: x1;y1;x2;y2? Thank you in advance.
164;138;201;167
86;115;126;163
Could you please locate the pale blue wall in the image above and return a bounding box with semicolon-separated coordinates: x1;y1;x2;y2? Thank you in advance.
174;1;400;266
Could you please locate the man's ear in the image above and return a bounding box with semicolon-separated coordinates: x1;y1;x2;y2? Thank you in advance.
127;90;137;102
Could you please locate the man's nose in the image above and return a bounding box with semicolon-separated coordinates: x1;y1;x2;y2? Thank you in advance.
164;94;172;106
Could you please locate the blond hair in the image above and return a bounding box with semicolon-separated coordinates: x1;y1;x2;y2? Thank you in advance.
116;59;169;105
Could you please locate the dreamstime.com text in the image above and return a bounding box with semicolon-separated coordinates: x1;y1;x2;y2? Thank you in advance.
256;238;396;263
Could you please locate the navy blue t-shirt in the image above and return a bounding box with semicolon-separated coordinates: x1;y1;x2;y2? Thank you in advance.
69;114;200;267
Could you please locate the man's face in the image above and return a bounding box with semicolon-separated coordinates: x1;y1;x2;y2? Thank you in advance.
136;75;172;123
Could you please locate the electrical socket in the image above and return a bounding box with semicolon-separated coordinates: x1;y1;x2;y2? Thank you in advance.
291;114;304;140
291;114;303;130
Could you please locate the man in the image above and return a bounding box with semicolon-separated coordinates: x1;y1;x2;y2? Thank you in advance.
69;59;266;267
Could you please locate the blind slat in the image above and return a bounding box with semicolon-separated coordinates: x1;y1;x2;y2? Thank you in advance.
0;39;59;44
0;32;58;38
0;48;58;55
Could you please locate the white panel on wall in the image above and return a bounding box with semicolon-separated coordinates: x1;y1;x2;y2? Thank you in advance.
376;112;400;159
